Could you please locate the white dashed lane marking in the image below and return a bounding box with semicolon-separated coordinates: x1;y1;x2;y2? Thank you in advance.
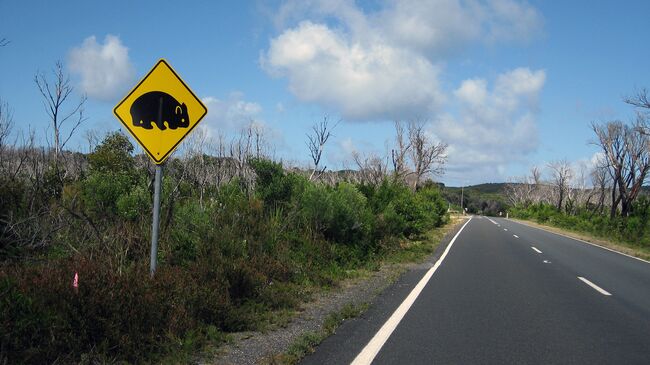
578;277;612;296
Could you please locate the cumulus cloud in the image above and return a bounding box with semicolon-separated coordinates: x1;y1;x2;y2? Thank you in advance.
68;35;135;101
263;21;442;120
435;67;546;182
263;0;542;122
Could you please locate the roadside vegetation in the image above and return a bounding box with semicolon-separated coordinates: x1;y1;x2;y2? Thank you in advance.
506;89;650;257
0;66;450;364
442;183;509;216
0;134;449;364
510;201;650;258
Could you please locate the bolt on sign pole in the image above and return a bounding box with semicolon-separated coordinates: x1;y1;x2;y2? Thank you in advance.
113;59;208;277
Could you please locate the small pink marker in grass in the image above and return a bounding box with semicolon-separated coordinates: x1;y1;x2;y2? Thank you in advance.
73;272;79;292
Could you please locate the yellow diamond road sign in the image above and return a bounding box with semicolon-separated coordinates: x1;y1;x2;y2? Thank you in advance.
113;59;207;164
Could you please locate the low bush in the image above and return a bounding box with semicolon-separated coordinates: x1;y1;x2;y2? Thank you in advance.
0;146;450;363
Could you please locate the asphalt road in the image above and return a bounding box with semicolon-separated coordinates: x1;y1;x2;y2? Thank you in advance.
301;216;650;365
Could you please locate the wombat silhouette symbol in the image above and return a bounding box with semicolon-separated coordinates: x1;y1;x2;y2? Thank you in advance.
130;91;189;130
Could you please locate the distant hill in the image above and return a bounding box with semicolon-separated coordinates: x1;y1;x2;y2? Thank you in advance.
443;183;510;195
441;183;510;216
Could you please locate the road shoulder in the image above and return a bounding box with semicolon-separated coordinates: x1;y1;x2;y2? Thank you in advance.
509;218;650;263
202;217;469;365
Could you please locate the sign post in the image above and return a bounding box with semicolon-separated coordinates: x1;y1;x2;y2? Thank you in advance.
150;164;162;275
114;59;207;276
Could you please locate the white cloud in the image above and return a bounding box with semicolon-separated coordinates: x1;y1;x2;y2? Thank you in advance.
263;21;443;120
263;0;542;121
435;67;546;182
68;35;134;101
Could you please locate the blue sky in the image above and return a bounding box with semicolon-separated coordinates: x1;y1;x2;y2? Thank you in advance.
1;0;649;186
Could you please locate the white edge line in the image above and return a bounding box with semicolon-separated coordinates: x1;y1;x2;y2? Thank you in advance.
507;219;650;264
577;276;612;296
350;217;473;365
531;246;542;254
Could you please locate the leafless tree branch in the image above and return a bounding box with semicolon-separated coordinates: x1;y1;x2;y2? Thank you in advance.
391;120;411;181
407;122;447;190
307;116;338;181
34;61;87;165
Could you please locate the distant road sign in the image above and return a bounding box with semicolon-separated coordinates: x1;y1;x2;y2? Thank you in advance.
113;59;207;164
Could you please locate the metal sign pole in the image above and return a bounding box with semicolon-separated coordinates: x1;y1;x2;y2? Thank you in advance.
150;163;162;277
150;96;164;277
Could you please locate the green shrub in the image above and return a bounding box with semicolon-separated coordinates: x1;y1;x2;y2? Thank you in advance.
116;184;150;221
249;158;300;208
88;132;136;174
293;181;333;233
78;133;143;220
325;182;373;245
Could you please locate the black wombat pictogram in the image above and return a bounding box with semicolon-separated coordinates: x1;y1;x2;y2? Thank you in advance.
130;91;189;130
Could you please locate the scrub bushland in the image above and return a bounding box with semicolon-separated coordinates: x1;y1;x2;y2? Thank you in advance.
0;132;448;364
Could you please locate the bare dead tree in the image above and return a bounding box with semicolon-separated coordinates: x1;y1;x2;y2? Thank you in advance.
624;88;650;136
592;121;626;217
181;127;231;208
591;119;650;217
83;128;103;154
352;151;389;186
565;162;591;215
391;121;411;181
0;99;13;170
34;61;87;166
407;122;447;190
250;122;272;159
228;125;256;191
548;160;573;212
504;179;529;207
590;159;611;216
504;166;543;207
307;116;337;181
620;116;650;215
529;166;546;203
625;88;650;110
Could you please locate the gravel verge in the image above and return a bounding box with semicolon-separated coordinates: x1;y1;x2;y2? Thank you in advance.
199;217;467;365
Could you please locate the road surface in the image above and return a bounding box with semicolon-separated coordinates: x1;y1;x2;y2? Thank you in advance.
301;216;650;365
